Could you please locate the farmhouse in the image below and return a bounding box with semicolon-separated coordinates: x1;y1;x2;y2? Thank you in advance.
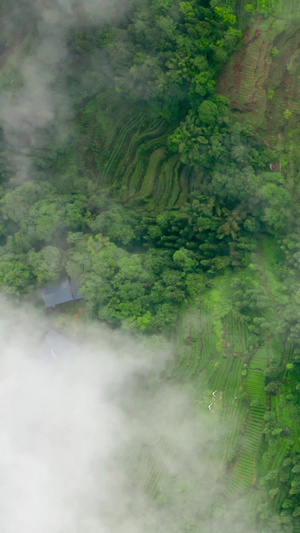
42;278;82;308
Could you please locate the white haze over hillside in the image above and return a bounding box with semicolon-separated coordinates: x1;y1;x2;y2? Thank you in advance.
0;0;127;182
0;299;263;533
0;301;164;532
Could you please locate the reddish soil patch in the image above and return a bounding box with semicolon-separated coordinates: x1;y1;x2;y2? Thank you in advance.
233;30;263;92
253;457;257;485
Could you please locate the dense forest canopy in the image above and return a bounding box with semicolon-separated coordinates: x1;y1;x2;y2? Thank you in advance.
0;0;289;330
0;0;300;530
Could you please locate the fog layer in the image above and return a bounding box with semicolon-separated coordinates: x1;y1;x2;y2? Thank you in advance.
0;301;270;532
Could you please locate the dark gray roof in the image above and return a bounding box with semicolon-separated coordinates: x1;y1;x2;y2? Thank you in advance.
42;278;83;308
42;330;79;361
69;278;82;301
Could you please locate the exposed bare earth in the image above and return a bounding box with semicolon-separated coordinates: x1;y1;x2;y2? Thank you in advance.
217;15;300;142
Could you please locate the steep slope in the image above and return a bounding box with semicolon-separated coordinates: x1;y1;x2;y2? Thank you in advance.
174;236;299;530
218;2;300;142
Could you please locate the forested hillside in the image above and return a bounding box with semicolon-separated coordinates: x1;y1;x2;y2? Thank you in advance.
0;0;299;530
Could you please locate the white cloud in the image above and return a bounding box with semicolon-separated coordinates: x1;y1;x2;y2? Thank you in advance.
0;299;278;532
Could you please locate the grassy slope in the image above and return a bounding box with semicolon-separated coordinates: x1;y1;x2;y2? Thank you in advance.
212;11;300;524
173;236;299;521
218;0;300;143
123;236;298;529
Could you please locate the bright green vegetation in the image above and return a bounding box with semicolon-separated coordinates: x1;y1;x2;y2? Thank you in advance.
0;0;300;530
174;237;300;530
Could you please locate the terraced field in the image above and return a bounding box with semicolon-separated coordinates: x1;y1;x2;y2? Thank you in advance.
114;381;225;532
218;2;300;138
85;111;195;212
275;0;300;18
172;236;298;518
228;349;267;492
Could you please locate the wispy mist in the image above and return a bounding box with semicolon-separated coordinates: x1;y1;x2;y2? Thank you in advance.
0;300;165;532
0;0;128;183
0;299;273;532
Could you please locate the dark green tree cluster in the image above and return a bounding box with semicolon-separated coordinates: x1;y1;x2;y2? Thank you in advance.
142;195;257;272
108;0;241;120
259;349;300;524
260;423;300;523
169;105;293;234
230;278;276;346
0;179;262;332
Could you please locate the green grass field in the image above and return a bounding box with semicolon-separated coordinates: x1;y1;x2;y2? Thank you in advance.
171;236;299;526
